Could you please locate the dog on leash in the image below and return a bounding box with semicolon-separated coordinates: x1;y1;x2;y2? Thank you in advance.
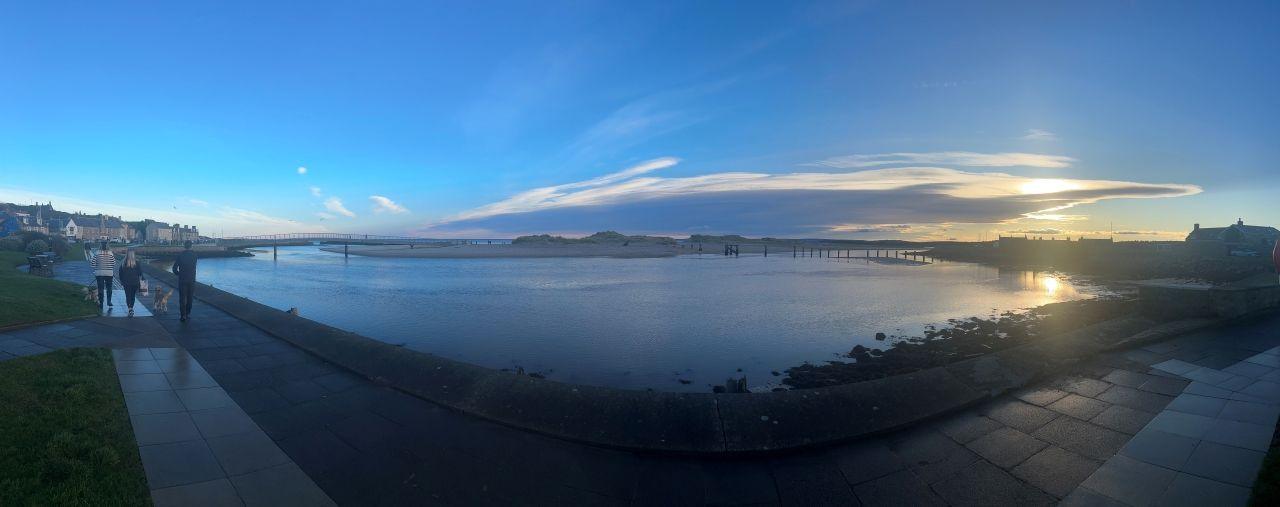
83;286;99;304
154;288;173;314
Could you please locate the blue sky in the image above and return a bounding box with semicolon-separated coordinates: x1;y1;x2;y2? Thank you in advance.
2;1;1276;240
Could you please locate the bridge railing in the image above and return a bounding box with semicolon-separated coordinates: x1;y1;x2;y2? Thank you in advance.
216;233;511;245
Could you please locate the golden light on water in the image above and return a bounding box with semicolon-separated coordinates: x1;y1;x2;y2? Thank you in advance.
1019;179;1081;195
1043;275;1060;296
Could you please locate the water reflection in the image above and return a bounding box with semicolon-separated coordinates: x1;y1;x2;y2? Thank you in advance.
196;247;1104;392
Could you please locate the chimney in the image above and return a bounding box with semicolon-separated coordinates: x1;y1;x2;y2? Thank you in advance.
1237;218;1244;226
1193;223;1200;230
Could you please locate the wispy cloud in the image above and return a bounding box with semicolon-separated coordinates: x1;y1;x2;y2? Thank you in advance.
1020;129;1058;141
187;198;209;207
809;151;1077;169
369;195;409;214
556;78;736;167
423;158;1200;237
324;197;356;218
297;166;308;175
447;158;678;222
315;212;335;220
309;186;323;197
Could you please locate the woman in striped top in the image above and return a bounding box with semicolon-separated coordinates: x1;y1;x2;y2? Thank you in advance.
90;241;116;309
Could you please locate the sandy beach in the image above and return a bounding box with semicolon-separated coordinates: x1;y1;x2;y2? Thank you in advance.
319;243;680;258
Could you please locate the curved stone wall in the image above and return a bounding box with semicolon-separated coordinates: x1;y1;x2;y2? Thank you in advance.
142;264;1216;455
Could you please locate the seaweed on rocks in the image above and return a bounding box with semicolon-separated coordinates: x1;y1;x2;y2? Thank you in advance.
783;297;1135;389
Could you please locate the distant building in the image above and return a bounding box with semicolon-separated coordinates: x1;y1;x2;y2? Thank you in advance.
170;223;199;243
1185;219;1279;256
145;221;174;243
65;214;130;242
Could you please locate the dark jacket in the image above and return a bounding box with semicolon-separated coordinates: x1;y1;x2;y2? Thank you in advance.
118;262;144;287
172;250;197;283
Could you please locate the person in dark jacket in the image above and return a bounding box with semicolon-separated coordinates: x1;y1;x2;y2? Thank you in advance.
118;250;145;316
172;240;198;321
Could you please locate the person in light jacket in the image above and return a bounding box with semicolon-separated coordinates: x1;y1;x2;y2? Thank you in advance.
118;250;145;316
89;241;116;310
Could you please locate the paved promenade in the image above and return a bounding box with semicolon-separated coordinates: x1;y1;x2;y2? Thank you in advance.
4;259;1279;505
130;274;1279;506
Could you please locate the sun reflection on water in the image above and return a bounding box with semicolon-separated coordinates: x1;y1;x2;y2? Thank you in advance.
1043;276;1060;296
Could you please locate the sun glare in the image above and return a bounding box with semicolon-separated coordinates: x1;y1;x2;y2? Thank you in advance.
1019;179;1080;195
1042;276;1060;296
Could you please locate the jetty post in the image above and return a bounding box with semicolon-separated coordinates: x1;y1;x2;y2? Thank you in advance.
764;244;768;257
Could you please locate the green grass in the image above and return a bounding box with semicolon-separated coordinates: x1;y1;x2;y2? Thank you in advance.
66;242;86;260
0;250;98;328
0;348;150;505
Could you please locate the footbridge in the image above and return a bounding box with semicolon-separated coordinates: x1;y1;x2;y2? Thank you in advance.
217;233;505;248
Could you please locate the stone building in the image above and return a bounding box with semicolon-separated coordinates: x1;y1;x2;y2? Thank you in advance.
1185;219;1280;256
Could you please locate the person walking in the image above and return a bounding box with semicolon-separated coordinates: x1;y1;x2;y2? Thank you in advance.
172;240;197;321
118;250;145;316
89;240;116;311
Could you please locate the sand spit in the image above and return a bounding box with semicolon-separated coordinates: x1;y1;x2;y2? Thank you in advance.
319;243;680;259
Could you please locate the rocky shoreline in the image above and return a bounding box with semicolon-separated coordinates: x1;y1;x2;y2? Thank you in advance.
782;296;1137;389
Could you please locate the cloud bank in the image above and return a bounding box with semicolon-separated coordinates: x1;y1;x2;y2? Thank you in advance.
423;156;1200;237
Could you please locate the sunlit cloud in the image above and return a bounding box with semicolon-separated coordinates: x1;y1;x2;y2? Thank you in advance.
309;186;323;197
1019;179;1081;195
447;157;678;222
809;151;1076;169
297;166;308;175
369;195;409;214
1020;129;1058;141
423;158;1200;237
324;197;356;217
829;224;914;234
316;212;335;220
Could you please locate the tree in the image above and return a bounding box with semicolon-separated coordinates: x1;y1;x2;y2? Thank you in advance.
25;239;49;255
49;236;69;256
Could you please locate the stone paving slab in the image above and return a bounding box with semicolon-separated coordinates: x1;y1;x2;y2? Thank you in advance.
1068;340;1280;505
111;347;334;506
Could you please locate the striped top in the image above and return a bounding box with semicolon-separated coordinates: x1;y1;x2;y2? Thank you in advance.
90;250;117;276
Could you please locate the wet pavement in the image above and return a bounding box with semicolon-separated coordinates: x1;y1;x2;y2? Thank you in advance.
138;273;1280;506
5;258;1280;505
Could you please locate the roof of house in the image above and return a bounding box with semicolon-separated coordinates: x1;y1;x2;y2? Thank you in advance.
68;214;127;229
1186;223;1280;242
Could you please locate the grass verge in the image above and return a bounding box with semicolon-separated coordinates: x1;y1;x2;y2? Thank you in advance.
0;250;98;328
0;348;150;505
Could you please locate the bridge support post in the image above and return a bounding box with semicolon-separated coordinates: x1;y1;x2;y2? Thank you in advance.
345;242;349;258
273;242;277;260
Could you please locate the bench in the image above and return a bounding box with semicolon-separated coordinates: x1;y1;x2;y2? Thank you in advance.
26;255;53;276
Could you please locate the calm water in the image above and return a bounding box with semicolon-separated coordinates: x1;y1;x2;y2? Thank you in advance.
194;246;1098;392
